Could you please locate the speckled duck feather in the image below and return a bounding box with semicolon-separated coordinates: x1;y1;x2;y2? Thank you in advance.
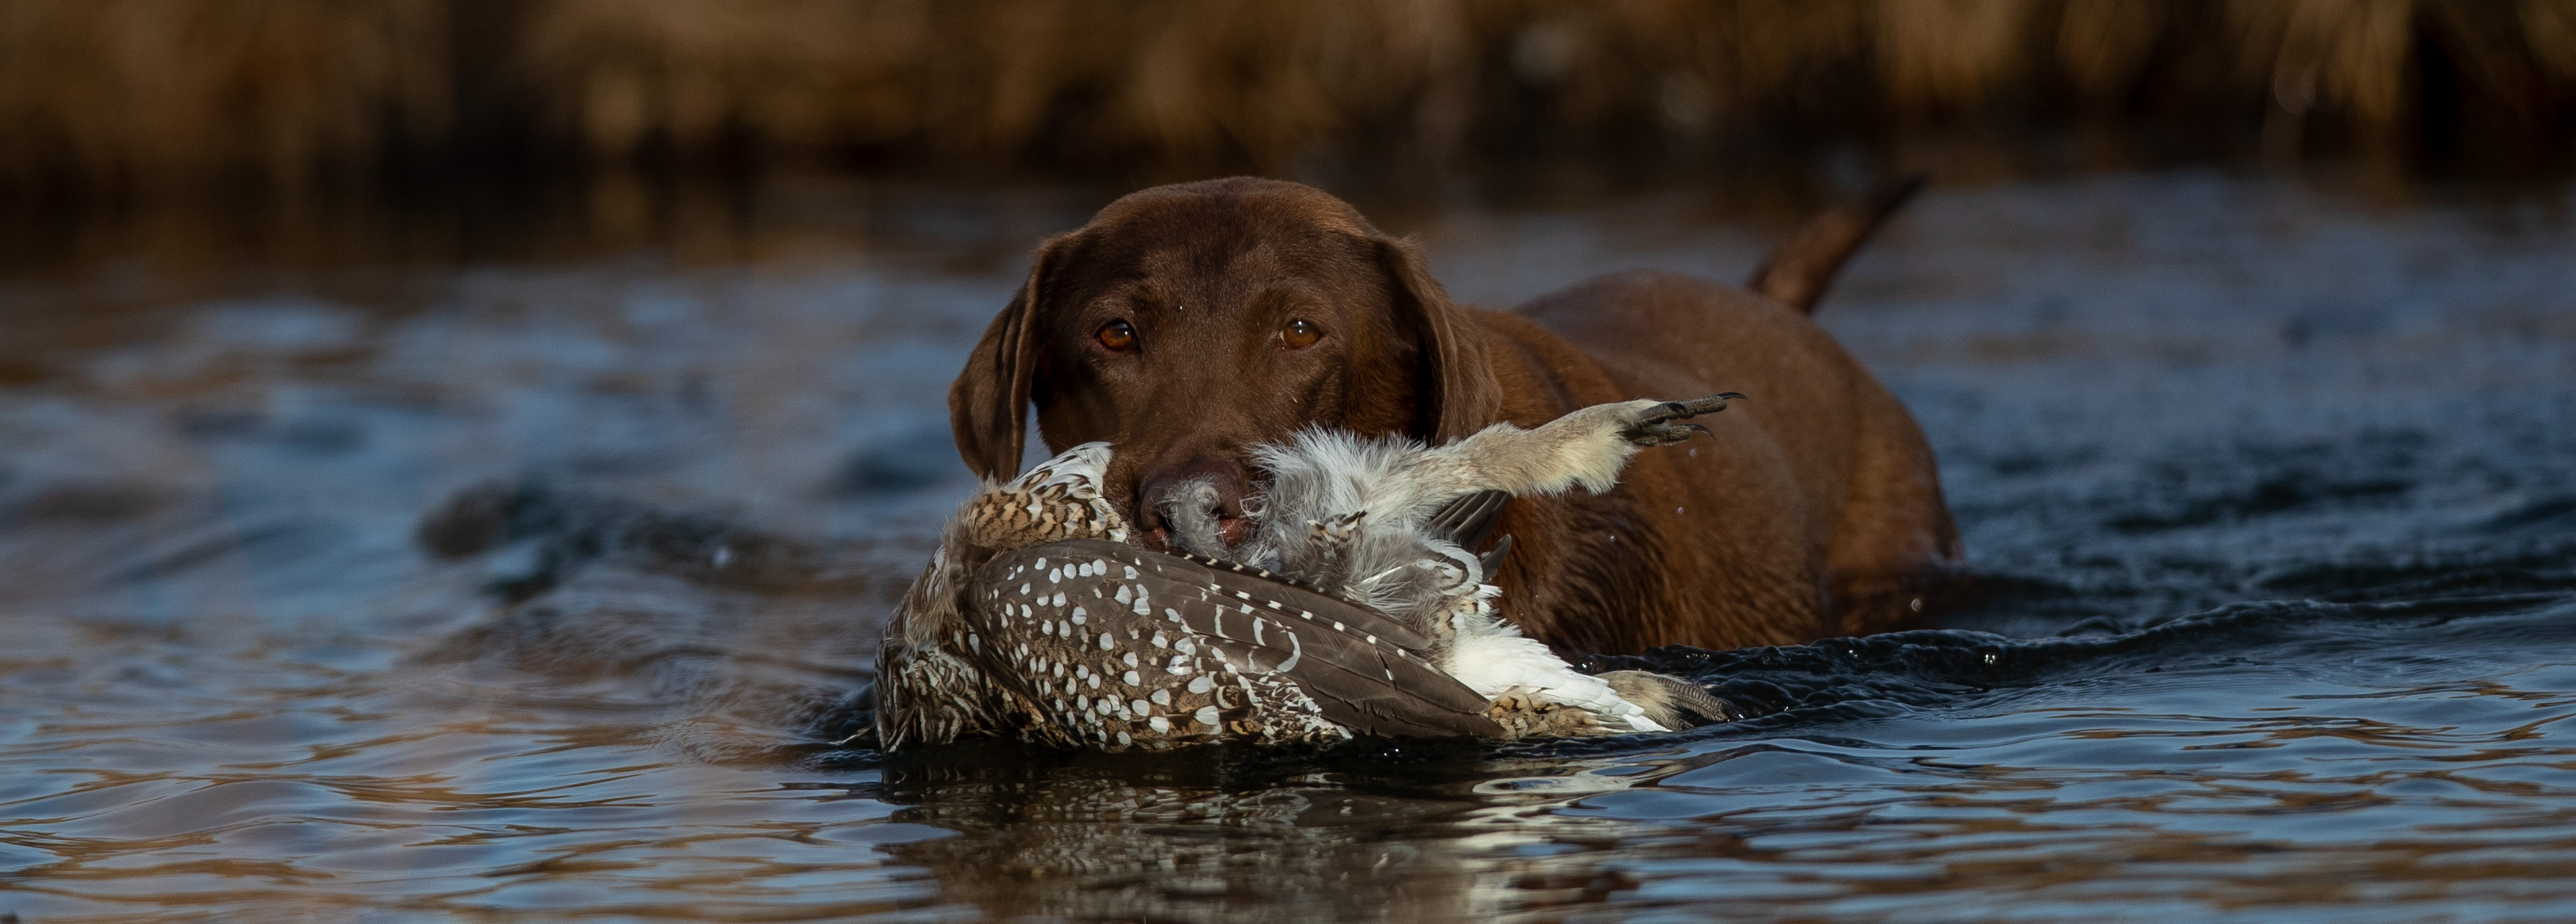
874;394;1744;751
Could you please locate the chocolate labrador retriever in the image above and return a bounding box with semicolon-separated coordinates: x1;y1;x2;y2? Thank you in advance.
948;177;1957;653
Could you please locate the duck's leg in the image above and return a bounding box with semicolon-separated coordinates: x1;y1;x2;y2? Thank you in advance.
1414;393;1745;500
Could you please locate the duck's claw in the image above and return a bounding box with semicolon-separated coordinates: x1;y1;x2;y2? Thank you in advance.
1622;393;1744;446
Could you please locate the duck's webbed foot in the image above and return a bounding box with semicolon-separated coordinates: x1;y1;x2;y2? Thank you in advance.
959;442;1129;552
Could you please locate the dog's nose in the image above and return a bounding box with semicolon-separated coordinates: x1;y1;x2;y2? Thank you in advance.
1137;460;1252;555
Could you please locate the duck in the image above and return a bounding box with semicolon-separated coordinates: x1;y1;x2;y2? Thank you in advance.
872;394;1743;752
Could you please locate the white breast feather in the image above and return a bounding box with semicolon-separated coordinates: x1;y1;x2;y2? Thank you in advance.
1246;419;1676;730
1440;617;1669;733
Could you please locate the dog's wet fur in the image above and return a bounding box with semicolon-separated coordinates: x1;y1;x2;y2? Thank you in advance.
951;177;1959;653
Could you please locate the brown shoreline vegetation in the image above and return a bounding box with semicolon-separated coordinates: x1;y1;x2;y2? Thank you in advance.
3;0;2574;202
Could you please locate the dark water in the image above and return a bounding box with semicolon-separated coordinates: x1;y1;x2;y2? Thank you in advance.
3;172;2574;922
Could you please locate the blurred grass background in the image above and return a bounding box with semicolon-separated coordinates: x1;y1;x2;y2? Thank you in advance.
3;0;2572;266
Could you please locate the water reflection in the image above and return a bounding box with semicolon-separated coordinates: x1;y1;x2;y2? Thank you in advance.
857;741;1730;922
839;621;2576;922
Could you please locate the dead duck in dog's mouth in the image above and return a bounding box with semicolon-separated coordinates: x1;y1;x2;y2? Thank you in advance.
871;394;1746;752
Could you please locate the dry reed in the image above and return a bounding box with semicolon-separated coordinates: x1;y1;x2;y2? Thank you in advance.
3;0;2572;195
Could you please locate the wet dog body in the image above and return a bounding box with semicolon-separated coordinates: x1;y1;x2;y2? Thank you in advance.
951;177;1958;653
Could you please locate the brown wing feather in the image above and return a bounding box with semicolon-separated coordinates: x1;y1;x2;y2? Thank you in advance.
963;539;1502;743
1164;554;1497;738
1422;489;1509;551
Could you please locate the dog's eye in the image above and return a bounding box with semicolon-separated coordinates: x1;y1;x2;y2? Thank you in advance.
1282;318;1323;349
1096;320;1136;351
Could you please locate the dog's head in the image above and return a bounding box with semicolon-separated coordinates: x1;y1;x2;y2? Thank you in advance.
949;177;1501;552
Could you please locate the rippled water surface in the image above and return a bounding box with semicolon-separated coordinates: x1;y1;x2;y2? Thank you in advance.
4;173;2574;922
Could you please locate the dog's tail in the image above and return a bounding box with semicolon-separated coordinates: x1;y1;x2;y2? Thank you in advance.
1746;172;1927;314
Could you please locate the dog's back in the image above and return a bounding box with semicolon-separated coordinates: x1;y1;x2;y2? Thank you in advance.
1479;268;1956;650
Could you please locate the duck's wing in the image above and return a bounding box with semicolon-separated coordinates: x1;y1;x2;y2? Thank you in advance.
1420;490;1508;551
962;538;1503;742
1421;488;1515;577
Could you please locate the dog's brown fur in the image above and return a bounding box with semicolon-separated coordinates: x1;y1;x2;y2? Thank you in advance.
949;177;1958;653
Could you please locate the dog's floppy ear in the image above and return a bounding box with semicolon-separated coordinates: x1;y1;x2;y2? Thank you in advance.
1375;235;1502;442
949;235;1063;479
